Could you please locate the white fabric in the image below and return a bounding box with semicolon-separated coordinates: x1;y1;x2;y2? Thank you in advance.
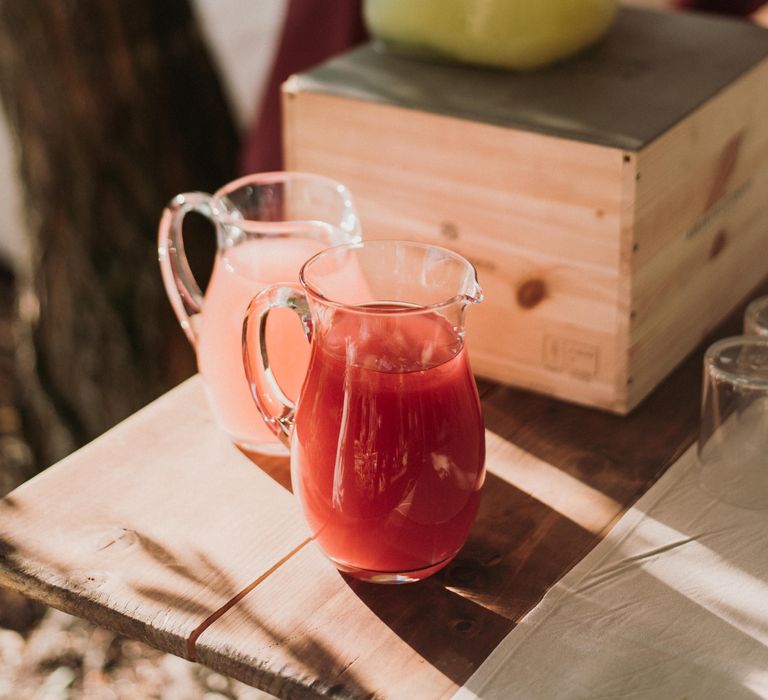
455;446;768;700
192;0;287;128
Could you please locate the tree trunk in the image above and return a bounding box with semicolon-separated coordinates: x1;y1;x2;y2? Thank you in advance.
0;0;239;467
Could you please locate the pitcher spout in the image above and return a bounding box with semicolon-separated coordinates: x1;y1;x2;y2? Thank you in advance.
464;279;484;305
460;265;483;306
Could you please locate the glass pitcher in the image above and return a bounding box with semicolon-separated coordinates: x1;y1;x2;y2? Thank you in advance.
158;172;360;454
243;240;486;583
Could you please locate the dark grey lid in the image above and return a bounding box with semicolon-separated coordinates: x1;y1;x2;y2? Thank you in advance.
293;7;768;151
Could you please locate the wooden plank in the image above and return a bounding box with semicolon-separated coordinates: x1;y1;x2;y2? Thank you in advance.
629;59;768;405
284;15;768;416
191;291;760;699
293;11;768;150
284;90;625;269
0;287;761;699
0;377;310;659
610;141;639;412
284;88;626;411
193;435;591;700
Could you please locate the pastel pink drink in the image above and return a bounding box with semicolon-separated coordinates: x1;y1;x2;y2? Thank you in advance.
158;173;360;454
198;237;326;450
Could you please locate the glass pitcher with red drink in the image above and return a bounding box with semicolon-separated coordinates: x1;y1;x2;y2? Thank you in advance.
242;240;485;583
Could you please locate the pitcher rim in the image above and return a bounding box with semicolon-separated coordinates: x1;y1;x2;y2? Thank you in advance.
299;239;484;315
211;171;357;234
704;336;768;389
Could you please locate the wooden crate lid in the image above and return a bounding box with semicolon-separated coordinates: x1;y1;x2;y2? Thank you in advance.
290;7;768;151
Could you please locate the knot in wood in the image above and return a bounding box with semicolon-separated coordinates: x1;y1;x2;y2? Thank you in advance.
517;278;548;309
447;559;490;589
709;229;728;260
706;133;743;209
453;618;475;634
440;221;459;240
569;453;616;477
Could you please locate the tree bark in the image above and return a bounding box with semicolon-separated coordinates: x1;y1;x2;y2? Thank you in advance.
0;0;239;467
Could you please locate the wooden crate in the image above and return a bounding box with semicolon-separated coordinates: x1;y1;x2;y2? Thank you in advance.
282;7;768;414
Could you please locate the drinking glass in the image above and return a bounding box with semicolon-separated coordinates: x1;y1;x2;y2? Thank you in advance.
697;336;768;509
744;296;768;336
243;240;486;582
158;172;360;454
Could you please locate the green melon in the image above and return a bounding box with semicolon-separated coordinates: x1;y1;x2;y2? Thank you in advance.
364;0;618;71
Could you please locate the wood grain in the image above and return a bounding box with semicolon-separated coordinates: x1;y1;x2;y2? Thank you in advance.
190;299;759;699
0;293;762;699
284;88;626;412
629;58;768;405
0;378;310;659
283;17;768;415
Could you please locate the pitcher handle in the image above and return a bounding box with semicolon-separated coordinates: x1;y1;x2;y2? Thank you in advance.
242;284;313;447
157;192;214;346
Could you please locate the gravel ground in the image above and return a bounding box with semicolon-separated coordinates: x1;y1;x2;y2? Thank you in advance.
0;606;276;700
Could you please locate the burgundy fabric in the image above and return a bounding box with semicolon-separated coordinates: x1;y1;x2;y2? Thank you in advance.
240;0;367;174
675;0;767;15
241;0;765;173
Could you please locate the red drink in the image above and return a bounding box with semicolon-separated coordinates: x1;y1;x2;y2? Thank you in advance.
290;307;485;582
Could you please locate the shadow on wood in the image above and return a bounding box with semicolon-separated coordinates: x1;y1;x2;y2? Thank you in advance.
480;277;768;511
0;509;376;699
238;449;292;493
346;470;594;686
131;538;377;699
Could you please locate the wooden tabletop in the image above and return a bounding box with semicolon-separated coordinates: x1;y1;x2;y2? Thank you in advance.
0;289;759;700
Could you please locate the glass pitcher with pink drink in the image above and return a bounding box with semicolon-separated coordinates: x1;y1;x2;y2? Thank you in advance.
158;172;360;454
243;240;486;583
